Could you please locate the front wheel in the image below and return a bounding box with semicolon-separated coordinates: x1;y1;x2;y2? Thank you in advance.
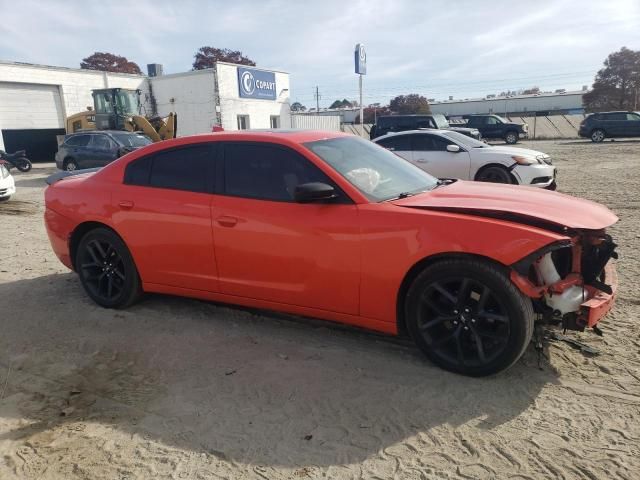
405;259;534;376
591;129;605;143
504;131;519;144
76;228;142;308
476;166;514;184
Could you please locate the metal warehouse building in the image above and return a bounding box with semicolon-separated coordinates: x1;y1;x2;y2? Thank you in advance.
0;60;291;161
429;90;586;117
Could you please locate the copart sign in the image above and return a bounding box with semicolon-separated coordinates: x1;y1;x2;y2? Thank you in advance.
238;67;277;100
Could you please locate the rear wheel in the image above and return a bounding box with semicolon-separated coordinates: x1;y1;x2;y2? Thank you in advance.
591;129;605;143
15;158;32;172
476;166;514;184
64;158;78;171
75;228;142;308
405;259;534;376
504;131;519;144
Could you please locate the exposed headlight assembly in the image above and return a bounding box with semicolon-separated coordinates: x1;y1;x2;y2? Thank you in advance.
512;155;535;165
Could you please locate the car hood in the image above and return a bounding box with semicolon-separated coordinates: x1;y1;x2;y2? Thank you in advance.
478;146;546;158
391;180;617;231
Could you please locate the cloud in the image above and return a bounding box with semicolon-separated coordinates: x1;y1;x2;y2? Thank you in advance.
0;0;638;106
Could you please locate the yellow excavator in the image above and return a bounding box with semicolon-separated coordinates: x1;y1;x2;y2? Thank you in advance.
65;88;177;142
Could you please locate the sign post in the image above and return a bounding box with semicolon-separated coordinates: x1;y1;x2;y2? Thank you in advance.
354;43;366;136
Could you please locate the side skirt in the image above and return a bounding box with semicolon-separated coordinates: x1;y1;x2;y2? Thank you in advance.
143;282;398;335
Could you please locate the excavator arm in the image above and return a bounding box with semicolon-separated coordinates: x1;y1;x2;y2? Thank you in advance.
125;113;177;142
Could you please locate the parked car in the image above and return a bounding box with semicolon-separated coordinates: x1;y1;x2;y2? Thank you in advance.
579;111;640;142
0;161;16;201
44;131;617;377
374;129;556;189
55;131;152;171
370;114;481;140
460;115;528;144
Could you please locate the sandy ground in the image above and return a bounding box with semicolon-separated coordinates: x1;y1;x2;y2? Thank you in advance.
0;139;639;479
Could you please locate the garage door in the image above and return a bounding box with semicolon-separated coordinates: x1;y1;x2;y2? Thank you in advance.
0;82;64;129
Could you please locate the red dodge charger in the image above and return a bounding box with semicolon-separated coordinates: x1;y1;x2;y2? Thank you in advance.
44;130;618;376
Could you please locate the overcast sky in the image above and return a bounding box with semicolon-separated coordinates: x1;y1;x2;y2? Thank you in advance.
0;0;638;107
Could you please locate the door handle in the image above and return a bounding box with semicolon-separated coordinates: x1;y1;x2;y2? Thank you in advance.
416;159;429;163
118;200;134;209
216;215;238;227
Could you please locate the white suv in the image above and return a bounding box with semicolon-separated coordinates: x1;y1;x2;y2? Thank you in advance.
373;129;557;189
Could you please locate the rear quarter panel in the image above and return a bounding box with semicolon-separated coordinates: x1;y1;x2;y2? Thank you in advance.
45;175;114;267
356;203;568;322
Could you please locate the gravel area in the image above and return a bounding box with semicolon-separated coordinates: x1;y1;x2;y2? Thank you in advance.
0;138;639;479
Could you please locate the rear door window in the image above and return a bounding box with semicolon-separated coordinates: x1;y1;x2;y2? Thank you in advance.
65;135;91;147
90;135;112;150
605;113;626;121
376;135;411;151
411;135;436;151
124;144;213;193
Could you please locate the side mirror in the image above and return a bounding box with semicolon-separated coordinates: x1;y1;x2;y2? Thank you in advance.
446;144;461;153
294;182;338;203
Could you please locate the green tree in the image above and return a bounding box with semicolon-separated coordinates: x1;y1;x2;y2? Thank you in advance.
389;94;431;114
583;47;640;112
290;102;306;112
329;99;353;109
192;46;256;70
80;52;141;74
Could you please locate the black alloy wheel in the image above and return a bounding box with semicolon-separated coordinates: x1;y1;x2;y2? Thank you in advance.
406;259;534;376
76;228;141;308
476;166;513;184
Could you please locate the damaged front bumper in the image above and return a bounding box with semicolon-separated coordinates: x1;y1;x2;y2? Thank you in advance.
580;261;617;328
510;232;618;331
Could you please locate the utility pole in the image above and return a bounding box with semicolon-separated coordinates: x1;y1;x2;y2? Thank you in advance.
354;43;367;136
359;75;363;136
314;86;321;115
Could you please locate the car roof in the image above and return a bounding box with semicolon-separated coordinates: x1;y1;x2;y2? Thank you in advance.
377;114;436;118
165;129;352;146
66;130;141;136
372;129;444;141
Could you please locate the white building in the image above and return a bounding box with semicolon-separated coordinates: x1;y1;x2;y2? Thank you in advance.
429;90;586;117
302;107;360;124
0;60;291;160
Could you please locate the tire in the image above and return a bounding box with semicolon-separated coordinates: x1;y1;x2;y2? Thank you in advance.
504;131;519;144
590;129;605;143
0;196;10;202
15;158;32;172
75;227;142;308
64;158;78;171
405;258;534;376
476;166;514;184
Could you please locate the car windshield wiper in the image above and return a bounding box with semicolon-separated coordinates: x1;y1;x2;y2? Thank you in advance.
383;191;419;202
432;179;456;189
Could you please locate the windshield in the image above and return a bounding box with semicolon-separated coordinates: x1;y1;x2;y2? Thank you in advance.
115;90;140;115
112;132;152;147
304;136;439;202
441;130;487;148
432;114;450;128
